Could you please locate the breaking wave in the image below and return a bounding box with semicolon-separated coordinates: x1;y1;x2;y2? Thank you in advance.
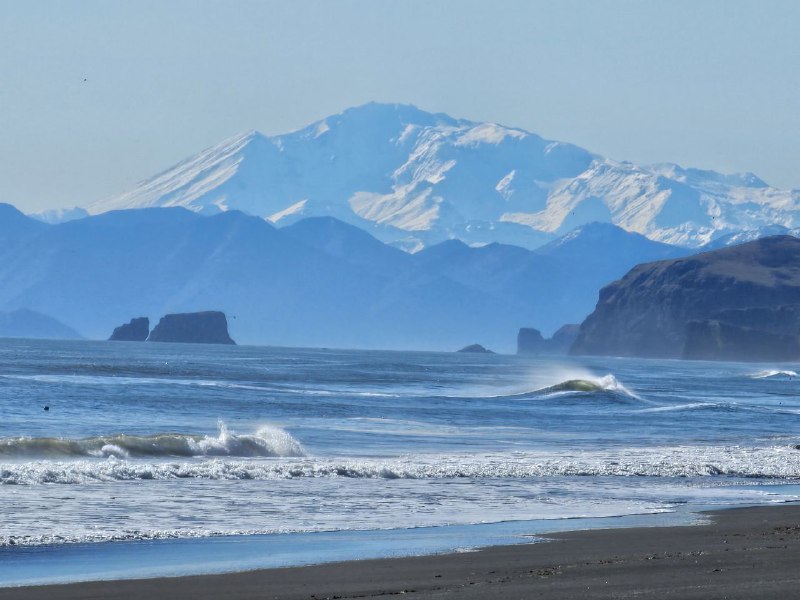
3;445;800;485
752;370;798;380
493;374;641;401
0;423;304;460
540;374;635;395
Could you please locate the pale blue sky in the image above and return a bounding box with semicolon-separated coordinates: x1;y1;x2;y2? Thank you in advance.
1;0;798;211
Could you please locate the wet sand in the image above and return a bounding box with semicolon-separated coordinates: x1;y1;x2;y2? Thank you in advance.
5;504;800;600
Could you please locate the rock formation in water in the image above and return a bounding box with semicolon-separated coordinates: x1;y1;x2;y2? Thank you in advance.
147;311;235;345
517;328;545;354
571;236;800;359
517;324;580;355
457;344;494;354
108;317;150;341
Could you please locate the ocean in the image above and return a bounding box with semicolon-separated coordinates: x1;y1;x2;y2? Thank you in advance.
2;339;800;586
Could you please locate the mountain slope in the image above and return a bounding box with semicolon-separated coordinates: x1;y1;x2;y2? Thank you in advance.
0;203;48;242
699;224;800;251
281;216;411;275
537;222;689;264
0;309;83;340
88;103;800;249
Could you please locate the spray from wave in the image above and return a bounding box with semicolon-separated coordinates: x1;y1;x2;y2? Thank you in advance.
752;370;798;380
538;374;636;395
0;422;304;459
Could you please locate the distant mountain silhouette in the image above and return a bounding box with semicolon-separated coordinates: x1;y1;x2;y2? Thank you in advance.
0;205;697;351
0;308;82;340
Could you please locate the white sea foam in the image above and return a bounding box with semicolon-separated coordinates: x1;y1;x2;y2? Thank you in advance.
2;463;797;548
98;444;129;459
3;444;800;485
635;402;714;413
0;497;668;548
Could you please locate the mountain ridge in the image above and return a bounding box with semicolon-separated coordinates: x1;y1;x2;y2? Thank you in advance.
0;204;691;351
86;102;799;250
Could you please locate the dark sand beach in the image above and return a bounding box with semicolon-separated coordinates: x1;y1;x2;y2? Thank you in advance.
5;504;800;600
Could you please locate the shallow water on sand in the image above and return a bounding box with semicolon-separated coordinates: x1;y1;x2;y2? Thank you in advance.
1;339;799;582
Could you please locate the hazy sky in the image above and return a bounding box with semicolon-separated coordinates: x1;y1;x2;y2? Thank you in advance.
2;0;798;212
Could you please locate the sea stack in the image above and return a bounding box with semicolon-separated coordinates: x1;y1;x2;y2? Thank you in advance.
147;311;236;345
517;328;545;354
108;317;150;342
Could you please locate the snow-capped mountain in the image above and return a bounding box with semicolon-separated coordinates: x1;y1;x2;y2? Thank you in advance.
29;206;88;224
88;102;800;249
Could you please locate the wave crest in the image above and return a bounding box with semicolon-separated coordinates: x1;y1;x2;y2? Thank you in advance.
541;374;629;394
0;423;304;459
498;374;640;400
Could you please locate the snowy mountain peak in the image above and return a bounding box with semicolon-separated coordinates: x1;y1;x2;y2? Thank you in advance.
88;102;800;249
29;206;89;224
332;101;463;129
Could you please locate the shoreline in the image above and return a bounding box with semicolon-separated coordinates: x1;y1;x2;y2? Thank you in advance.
5;503;800;599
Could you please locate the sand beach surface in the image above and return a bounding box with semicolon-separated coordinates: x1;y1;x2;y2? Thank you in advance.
4;504;800;600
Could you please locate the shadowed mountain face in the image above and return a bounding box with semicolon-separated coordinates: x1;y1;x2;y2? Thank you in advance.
537;222;684;264
572;236;800;358
413;223;687;334
0;205;693;351
281;217;412;275
85;103;800;249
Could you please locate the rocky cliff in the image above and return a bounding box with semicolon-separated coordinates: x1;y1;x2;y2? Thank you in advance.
683;320;800;362
571;236;800;358
710;305;800;335
147;311;235;345
109;317;150;341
